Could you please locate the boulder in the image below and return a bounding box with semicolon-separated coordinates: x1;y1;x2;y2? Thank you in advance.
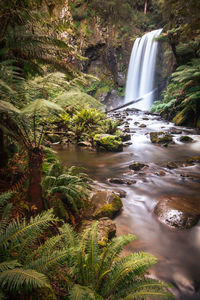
94;134;123;152
150;132;173;144
92;192;123;219
154;195;200;229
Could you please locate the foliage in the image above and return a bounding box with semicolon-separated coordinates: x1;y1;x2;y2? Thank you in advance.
59;107;119;144
0;204;57;298
54;222;172;299
0;0;81;77
151;59;200;127
42;162;91;215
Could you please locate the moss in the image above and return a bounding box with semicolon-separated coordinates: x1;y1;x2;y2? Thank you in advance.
187;156;200;163
94;193;123;219
150;132;173;144
180;136;193;143
94;134;123;152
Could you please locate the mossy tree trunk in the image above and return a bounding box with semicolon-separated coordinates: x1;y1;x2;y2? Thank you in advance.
28;147;44;211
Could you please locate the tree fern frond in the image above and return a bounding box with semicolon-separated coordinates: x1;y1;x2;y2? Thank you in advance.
0;268;50;292
20;98;63;117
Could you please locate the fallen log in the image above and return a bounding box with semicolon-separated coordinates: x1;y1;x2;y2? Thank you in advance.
106;96;143;113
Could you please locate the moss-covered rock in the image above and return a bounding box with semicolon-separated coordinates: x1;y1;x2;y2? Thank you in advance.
180;135;193;143
93;192;123;219
94;134;123;152
150;131;173;144
167;161;178;169
187;156;200;163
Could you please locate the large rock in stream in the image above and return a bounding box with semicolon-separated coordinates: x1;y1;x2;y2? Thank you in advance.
92;190;123;219
94;134;123;152
154;195;200;229
150;132;173;144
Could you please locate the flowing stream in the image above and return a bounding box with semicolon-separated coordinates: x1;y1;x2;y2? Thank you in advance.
55;108;200;300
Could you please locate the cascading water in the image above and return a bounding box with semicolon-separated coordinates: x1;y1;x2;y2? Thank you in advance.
125;28;162;110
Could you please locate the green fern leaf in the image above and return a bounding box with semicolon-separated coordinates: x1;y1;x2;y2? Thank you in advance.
0;268;50;292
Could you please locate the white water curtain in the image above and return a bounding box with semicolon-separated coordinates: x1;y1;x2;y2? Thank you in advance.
125;29;162;110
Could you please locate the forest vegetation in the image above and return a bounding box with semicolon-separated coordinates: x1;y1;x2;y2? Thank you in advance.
0;0;199;299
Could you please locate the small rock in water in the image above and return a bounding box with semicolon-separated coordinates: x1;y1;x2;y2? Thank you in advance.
180;135;193;143
170;128;182;134
109;178;127;184
187;155;200;163
155;170;166;176
167;161;178;169
142;117;149;120
139;124;147;128
129;162;147;171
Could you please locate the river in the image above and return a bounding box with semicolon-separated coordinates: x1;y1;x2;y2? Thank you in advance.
54;107;200;299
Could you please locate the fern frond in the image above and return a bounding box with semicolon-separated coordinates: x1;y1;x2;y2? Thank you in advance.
0;268;50;292
102;252;157;297
69;284;103;300
0;209;57;250
0;192;13;208
27;250;71;272
59;223;77;248
0;261;21;272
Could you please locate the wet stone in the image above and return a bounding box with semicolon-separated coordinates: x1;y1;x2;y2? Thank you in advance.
180;136;194;143
167;161;178;169
154;200;200;229
129;162;147;171
139;124;147;128
150;132;173;144
170;128;182;134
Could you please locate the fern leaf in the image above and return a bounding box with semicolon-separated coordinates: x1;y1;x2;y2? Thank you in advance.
59;223;77;248
0;268;50;292
0;209;57;249
69;284;103;300
0;261;21;272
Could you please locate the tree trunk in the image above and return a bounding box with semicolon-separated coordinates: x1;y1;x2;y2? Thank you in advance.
0;129;8;168
28;147;44;211
144;0;147;14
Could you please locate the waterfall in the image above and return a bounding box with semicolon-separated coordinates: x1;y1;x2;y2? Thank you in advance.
125;29;162;110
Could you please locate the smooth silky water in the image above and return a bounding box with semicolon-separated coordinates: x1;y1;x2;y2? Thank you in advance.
55;29;200;299
55;109;200;299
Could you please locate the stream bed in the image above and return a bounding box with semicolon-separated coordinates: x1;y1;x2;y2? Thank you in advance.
55;107;200;300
